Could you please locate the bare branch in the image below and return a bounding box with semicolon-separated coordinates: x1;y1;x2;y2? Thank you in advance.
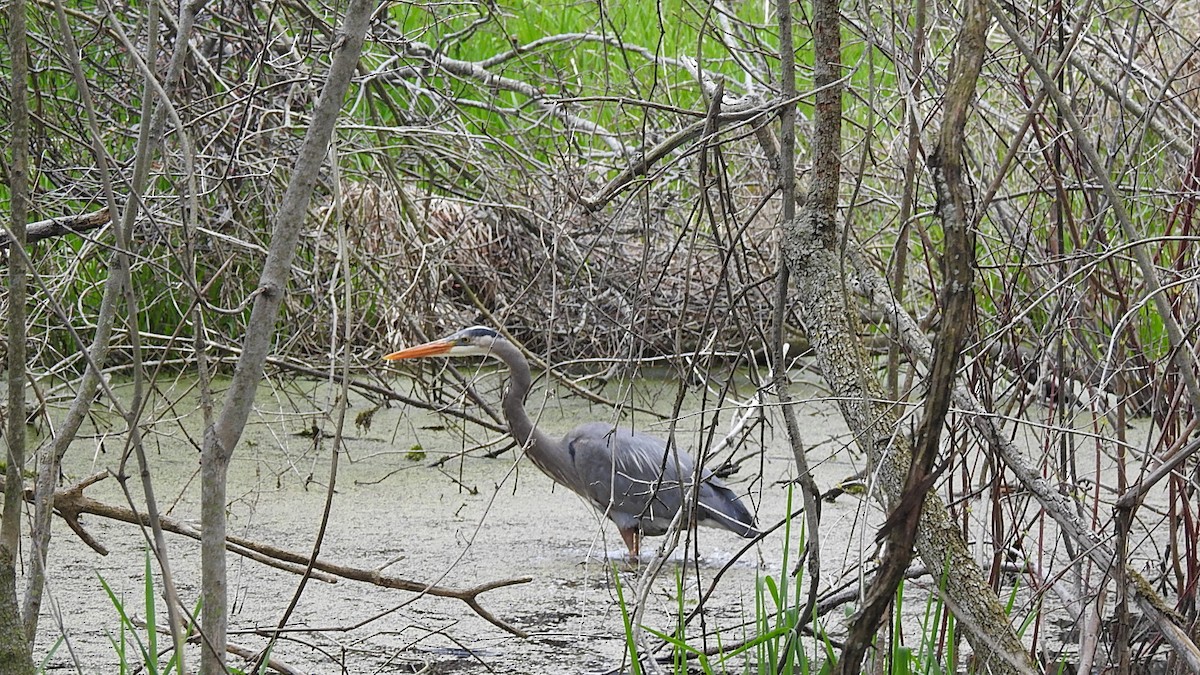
851;249;1200;673
19;474;532;638
0;210;111;250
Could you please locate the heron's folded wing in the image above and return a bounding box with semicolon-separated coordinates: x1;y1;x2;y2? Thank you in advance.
564;424;695;532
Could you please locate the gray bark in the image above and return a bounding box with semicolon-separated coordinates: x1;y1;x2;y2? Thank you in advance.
197;3;377;672
2;0;35;667
776;0;1037;669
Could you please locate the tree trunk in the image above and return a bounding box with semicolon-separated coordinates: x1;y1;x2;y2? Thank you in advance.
0;548;32;675
2;0;35;667
197;3;376;672
779;0;1037;670
781;219;1037;673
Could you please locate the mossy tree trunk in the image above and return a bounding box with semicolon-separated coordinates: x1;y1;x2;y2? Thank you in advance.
0;549;32;674
2;0;36;667
776;0;1037;670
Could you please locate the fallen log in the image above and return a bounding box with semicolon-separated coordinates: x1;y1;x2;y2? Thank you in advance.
0;210;111;249
17;472;532;637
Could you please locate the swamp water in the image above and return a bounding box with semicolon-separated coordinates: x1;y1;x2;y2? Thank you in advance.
21;372;1160;672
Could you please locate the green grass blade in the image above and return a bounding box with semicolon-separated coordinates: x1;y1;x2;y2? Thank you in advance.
38;635;64;674
98;572;152;672
612;564;642;675
143;552;158;673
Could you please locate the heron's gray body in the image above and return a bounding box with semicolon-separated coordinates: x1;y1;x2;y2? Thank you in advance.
559;422;758;538
386;326;759;555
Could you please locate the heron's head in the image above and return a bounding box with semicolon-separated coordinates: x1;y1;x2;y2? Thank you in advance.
383;326;502;361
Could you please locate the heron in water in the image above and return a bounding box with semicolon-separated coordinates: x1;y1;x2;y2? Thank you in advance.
384;326;760;558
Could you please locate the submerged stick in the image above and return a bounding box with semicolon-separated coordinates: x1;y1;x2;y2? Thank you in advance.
19;473;532;637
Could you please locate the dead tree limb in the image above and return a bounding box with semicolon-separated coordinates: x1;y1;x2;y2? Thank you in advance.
834;0;989;670
773;0;1037;668
0;210;111;250
781;226;1039;675
17;473;532;638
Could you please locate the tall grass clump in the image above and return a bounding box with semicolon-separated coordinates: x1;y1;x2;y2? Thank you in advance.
610;489;1017;674
614;493;835;674
94;553;194;675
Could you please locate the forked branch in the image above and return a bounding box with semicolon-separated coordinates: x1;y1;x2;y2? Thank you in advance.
21;474;533;638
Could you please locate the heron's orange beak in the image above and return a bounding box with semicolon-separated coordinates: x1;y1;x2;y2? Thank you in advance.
383;340;453;361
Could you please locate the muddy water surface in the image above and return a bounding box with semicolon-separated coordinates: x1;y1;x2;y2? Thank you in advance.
31;370;1160;673
30;374;870;673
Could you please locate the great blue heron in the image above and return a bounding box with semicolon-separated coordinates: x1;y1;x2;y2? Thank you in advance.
384;326;760;558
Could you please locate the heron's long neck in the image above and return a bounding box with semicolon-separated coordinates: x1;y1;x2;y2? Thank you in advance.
490;341;559;466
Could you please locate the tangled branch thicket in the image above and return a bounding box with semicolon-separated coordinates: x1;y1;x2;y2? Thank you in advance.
9;0;793;373
4;0;1200;668
6;0;1194;379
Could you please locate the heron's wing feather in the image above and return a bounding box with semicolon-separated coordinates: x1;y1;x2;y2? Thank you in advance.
696;481;760;537
561;422;758;538
563;423;695;534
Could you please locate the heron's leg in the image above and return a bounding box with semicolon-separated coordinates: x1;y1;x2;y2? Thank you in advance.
619;527;639;559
